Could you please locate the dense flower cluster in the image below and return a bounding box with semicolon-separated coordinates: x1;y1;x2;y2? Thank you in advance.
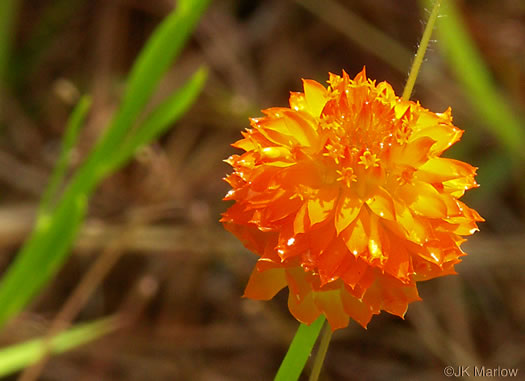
221;69;483;330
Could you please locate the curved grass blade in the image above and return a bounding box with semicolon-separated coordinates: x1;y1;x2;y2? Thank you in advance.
39;96;91;213
0;0;19;86
0;317;117;378
425;0;525;160
0;0;210;329
274;316;325;381
105;67;208;174
88;0;211;168
10;0;89;87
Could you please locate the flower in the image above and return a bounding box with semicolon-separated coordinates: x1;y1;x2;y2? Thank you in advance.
221;68;483;330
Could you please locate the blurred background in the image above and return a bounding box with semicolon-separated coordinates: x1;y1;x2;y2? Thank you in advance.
0;0;524;380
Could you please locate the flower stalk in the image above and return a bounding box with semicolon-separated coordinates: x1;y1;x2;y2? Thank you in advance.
402;0;442;100
308;321;333;381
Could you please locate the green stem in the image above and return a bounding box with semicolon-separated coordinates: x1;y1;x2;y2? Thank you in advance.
274;316;325;381
308;321;333;381
402;0;441;100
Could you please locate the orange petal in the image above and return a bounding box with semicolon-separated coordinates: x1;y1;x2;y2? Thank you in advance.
351;266;377;300
392;200;434;244
340;210;370;255
383;236;413;283
340;287;374;328
256;119;293;147
335;191;364;235
303;79;329;118
379;277;421;317
283;110;319;149
222;220;265;254
288;290;321;325
340;256;368;289
232;137;256;151
416;157;477;183
443;176;479;197
366;186;395;220
314;290;350;330
361;281;382;314
400;181;448;219
367;212;385;264
455;200;484;222
308;222;336;257
294;203;308;234
318;240;349;285
285;267;312;303
393;136;435;167
307;187;338;226
410;121;463;154
262;195;302;223
263;112;311;147
243;267;287;300
289;91;307;111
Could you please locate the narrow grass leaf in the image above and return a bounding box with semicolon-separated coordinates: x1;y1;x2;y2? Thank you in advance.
106;67;208;174
89;0;210;165
471;151;513;204
0;317;117;378
0;185;92;327
274;316;325;381
0;0;209;328
0;0;19;86
9;0;87;87
426;0;525;160
39;96;91;213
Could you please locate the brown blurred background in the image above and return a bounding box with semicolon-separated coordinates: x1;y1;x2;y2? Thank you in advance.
0;0;524;380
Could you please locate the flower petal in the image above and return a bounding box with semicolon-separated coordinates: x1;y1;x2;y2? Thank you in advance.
314;290;349;331
340;256;368;289
366;186;395;220
307;187;338;226
410;119;463;154
243;268;287;300
303;79;329;118
400;181;448;219
340;210;370;255
318;240;349;285
379;277;421;317
285;267;312;303
416;157;477;183
392;136;435;167
383;236;413;283
288;290;321;325
289;91;307;111
335;191;363;234
294;203;308;235
340;287;374;328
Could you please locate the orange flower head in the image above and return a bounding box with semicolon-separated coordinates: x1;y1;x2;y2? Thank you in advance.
221;68;483;330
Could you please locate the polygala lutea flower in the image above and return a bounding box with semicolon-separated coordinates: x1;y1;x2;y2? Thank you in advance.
221;68;483;330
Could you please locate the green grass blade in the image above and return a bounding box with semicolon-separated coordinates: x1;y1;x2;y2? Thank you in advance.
0;185;92;327
10;0;88;87
472;151;513;203
0;317;117;378
39;96;92;213
427;0;525;160
0;0;19;86
89;0;210;166
274;316;325;381
0;0;209;329
106;67;208;174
